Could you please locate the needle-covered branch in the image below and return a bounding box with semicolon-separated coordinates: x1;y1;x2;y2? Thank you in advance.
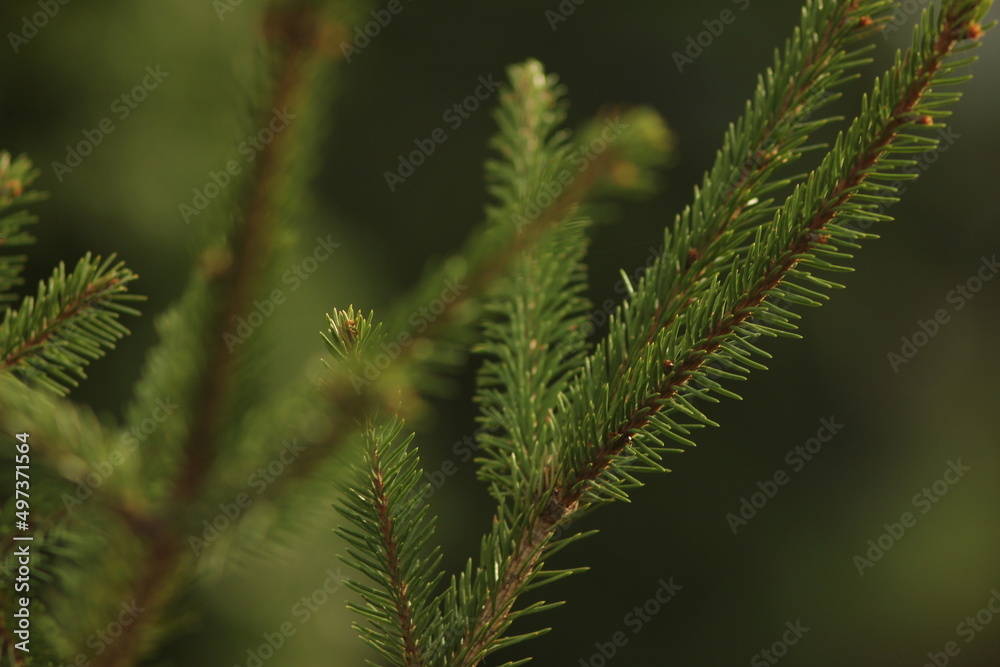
368;61;672;402
578;0;894;427
0;153;142;397
346;3;993;666
337;418;444;667
557;0;991;511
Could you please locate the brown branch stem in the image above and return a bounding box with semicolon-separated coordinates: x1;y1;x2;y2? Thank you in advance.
370;446;424;666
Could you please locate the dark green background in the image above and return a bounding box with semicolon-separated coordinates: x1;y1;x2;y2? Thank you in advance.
2;0;999;664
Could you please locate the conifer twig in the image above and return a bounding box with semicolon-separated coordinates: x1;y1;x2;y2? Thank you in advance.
471;60;600;502
0;257;139;395
0;153;141;396
251;110;639;510
337;419;443;666
566;0;989;504
604;0;890;403
445;3;990;664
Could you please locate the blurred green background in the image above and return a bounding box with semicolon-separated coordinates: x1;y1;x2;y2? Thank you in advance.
2;0;999;664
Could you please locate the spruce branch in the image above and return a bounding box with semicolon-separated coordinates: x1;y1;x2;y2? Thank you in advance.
337;417;444;667
5;0;992;662
373;65;671;401
181;307;398;571
0;151;142;397
196;306;394;554
596;0;893;410
313;65;670;540
332;61;668;667
0;253;141;396
557;0;992;508
472;61;596;503
473;218;593;501
437;3;992;664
